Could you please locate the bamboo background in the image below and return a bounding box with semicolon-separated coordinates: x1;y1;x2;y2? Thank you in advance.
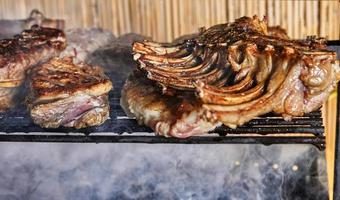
0;0;339;42
0;0;339;198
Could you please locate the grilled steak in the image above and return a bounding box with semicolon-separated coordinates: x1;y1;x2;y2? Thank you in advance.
0;25;66;110
130;15;339;136
121;70;220;137
28;57;112;129
0;25;66;86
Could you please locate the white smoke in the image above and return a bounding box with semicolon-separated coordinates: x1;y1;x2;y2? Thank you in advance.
0;143;328;199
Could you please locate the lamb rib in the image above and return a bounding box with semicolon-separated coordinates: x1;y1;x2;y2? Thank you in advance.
132;16;339;130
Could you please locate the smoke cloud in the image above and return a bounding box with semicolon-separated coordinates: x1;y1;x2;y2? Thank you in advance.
0;143;328;199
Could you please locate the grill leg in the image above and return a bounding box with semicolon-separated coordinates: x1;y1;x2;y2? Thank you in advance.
333;82;340;200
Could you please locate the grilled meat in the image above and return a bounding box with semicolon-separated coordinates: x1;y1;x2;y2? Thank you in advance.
121;70;220;137
132;15;339;132
28;57;112;129
0;25;66;111
0;25;66;86
30;94;109;129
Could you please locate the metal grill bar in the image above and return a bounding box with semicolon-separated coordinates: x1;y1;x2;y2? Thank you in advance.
0;134;325;149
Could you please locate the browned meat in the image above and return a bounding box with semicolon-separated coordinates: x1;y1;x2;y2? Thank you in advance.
132;15;339;131
121;70;220;137
30;94;109;129
0;25;66;86
0;25;66;111
28;57;112;129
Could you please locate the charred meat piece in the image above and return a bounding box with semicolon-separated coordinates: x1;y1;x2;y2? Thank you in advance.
132;15;339;130
121;70;220;138
0;25;66;111
27;57;112;129
0;25;66;86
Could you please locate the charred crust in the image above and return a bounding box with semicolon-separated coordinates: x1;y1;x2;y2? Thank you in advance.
29;57;112;100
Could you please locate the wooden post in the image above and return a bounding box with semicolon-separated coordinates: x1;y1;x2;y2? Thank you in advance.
333;82;340;200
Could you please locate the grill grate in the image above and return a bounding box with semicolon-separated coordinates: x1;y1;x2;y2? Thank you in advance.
0;41;339;150
0;75;326;150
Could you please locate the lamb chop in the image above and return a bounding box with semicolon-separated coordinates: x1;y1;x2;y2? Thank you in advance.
131;15;338;133
0;25;66;110
27;57;112;129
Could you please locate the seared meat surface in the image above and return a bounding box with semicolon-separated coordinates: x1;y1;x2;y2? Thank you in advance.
28;57;112;129
0;25;66;86
121;70;220;137
0;25;66;111
131;15;339;133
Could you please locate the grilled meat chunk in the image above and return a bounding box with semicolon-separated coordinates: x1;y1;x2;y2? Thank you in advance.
121;70;220;138
28;57;112;129
0;25;66;86
30;94;109;129
0;25;66;111
132;15;339;131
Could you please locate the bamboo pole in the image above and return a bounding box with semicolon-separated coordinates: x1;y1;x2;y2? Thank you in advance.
172;0;179;39
274;0;280;26
227;0;235;23
292;0;298;38
165;0;172;41
258;0;265;19
267;0;273;26
326;91;337;200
